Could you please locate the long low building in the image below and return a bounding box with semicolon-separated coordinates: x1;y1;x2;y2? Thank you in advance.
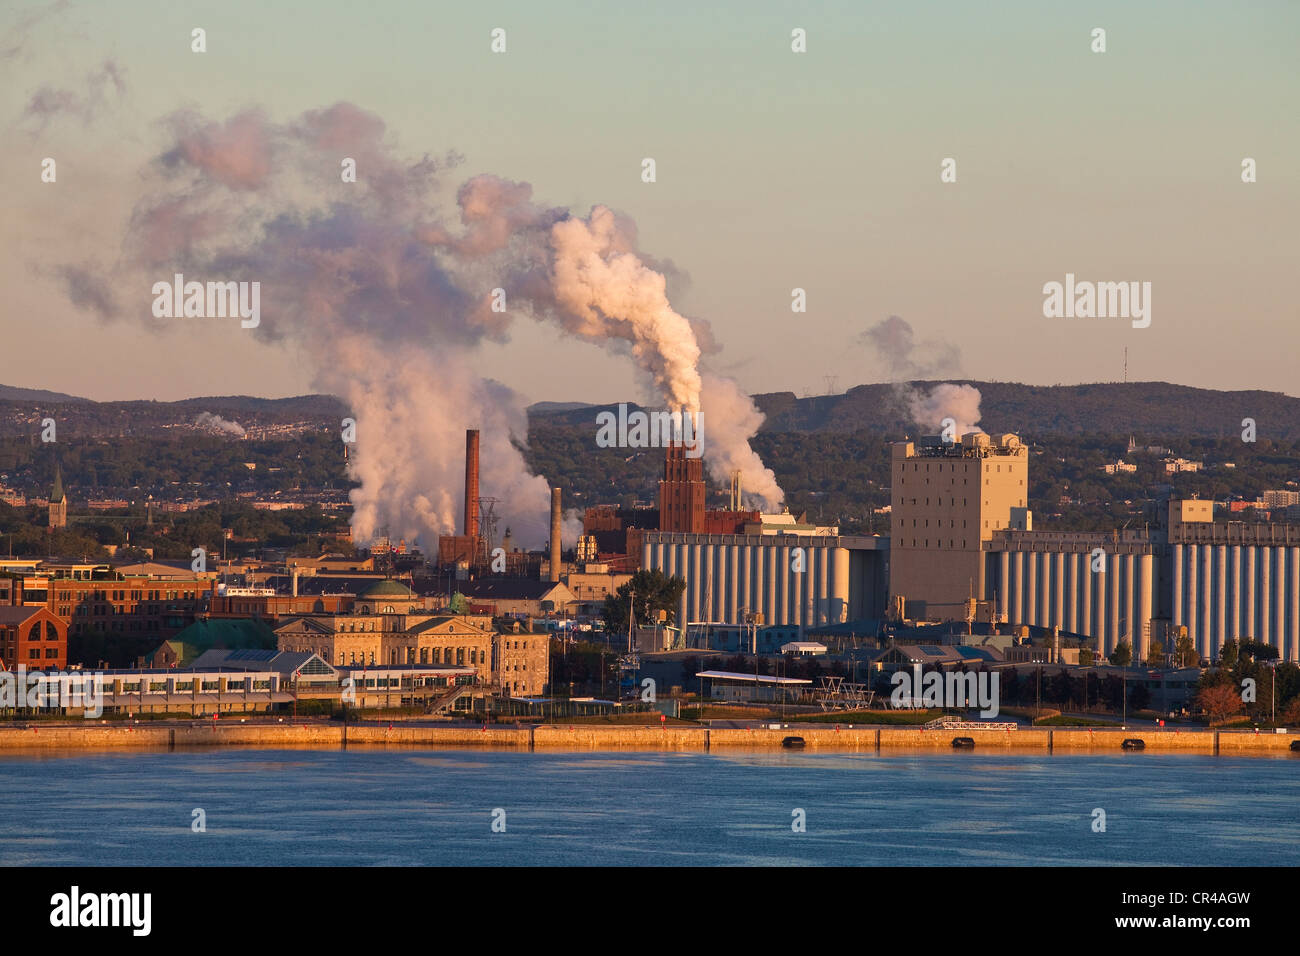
640;532;888;630
0;650;480;717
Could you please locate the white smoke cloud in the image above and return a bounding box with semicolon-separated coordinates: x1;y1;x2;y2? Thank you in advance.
194;412;245;437
56;102;783;545
860;315;982;439
548;208;703;411
907;383;983;440
699;374;782;508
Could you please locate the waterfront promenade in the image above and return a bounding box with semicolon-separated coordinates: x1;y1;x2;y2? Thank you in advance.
0;721;1296;754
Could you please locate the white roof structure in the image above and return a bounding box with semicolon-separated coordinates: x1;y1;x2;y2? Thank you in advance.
695;671;811;686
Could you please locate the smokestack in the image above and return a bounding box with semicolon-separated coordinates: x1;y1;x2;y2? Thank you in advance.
550;487;562;583
464;429;480;539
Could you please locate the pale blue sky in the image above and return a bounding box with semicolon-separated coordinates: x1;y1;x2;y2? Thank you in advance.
3;0;1297;402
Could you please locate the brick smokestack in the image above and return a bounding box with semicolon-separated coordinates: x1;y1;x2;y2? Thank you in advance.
550;487;562;583
464;429;480;539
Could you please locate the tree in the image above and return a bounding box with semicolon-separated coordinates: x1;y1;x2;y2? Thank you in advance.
1218;638;1239;670
1078;647;1094;666
1197;684;1242;723
601;569;685;635
448;592;468;614
1145;639;1164;667
1109;641;1132;667
1173;634;1199;668
1239;640;1279;663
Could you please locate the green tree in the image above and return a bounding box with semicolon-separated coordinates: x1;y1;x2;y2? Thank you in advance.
1109;641;1132;667
601;569;685;635
1173;634;1199;668
1219;638;1239;670
1145;639;1164;667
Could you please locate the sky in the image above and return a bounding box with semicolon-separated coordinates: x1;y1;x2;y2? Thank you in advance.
3;0;1298;405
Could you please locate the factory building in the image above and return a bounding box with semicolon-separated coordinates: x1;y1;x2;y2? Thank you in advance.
983;500;1300;663
1168;515;1300;662
890;432;1028;621
640;531;888;630
987;530;1160;660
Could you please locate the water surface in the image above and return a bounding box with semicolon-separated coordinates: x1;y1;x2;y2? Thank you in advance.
1;749;1294;866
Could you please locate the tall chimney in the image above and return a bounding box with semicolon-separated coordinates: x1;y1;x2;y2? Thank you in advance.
549;487;562;583
464;429;480;539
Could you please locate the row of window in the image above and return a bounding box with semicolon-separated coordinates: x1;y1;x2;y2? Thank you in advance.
904;461;1017;473
72;603;190;616
4;647;62;660
0;622;61;642
55;589;198;602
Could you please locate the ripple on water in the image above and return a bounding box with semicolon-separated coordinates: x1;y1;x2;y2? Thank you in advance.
0;749;1297;866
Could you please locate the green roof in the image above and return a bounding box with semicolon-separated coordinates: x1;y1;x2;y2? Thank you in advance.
168;618;277;664
360;579;416;599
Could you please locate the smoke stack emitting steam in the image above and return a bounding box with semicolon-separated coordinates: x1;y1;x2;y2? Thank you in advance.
66;103;783;550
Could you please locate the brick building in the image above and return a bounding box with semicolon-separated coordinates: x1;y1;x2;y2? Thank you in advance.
0;606;68;670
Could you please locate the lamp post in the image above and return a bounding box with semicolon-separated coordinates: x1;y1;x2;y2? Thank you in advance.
1122;665;1127;730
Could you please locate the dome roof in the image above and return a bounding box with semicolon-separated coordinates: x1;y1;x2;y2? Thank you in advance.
360;579;415;599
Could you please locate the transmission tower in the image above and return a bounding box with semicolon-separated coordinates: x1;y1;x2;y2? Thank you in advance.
476;497;500;567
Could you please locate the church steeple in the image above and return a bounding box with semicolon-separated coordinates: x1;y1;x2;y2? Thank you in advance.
48;461;67;529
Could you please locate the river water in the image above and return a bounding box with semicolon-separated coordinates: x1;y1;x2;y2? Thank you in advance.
1;748;1296;866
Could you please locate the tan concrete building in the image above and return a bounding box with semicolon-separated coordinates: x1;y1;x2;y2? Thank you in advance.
494;621;550;697
272;579;550;697
890;431;1028;621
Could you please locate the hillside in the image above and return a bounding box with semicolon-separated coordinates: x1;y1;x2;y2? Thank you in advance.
3;381;1293;440
746;382;1300;441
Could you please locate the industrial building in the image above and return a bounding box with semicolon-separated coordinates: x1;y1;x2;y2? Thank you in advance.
983;499;1300;663
641;531;888;630
889;431;1028;621
988;529;1159;659
432;419;1300;666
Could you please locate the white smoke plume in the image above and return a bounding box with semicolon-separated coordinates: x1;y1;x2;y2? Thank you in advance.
699;374;782;507
860;315;982;439
59;102;781;545
194;412;245;437
907;383;983;439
